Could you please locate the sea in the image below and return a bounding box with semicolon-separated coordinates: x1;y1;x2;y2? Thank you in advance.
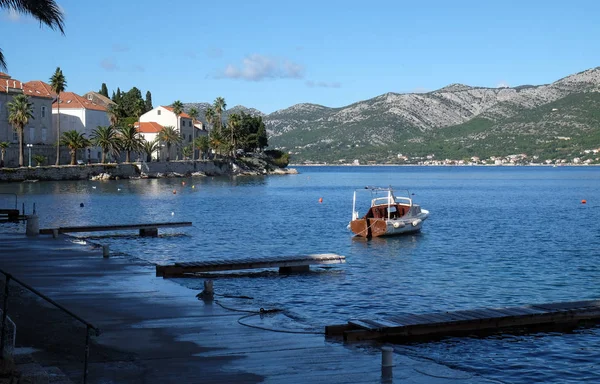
1;165;600;383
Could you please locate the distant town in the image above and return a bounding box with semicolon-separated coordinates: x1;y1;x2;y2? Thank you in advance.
297;147;600;166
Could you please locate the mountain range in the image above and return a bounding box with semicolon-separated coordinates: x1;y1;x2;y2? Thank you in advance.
185;66;600;163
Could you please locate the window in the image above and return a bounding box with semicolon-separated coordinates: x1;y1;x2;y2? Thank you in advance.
29;127;35;142
157;110;161;115
87;94;93;101
188;134;192;142
41;127;47;142
12;131;18;142
41;106;46;118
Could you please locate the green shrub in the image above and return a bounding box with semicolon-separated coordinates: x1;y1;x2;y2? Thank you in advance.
32;154;46;166
265;149;290;168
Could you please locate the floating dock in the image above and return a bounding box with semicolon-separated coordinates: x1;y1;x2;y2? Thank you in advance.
326;299;600;343
156;253;346;278
39;221;192;237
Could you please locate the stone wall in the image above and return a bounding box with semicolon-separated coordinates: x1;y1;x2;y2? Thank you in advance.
140;160;233;177
0;164;140;182
1;145;72;168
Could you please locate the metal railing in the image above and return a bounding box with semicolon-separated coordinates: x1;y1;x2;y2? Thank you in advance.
0;269;100;384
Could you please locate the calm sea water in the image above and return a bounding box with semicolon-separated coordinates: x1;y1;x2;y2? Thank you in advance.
2;166;600;383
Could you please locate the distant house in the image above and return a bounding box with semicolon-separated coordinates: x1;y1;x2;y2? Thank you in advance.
139;106;204;160
52;92;110;162
81;91;116;109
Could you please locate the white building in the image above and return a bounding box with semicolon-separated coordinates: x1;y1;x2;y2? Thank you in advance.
52;92;110;162
139;106;204;160
134;121;164;160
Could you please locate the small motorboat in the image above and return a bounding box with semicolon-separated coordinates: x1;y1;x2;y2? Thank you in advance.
349;186;429;238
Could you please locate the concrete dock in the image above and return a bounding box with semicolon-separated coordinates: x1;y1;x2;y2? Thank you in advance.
0;232;496;383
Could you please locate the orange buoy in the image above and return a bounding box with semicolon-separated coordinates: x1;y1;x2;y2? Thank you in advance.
582;199;587;204
173;190;177;194
318;197;323;203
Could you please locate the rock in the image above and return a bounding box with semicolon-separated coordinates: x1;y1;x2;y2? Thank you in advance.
90;173;111;181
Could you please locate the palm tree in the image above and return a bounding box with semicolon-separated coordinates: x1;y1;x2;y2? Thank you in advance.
188;107;199;160
118;124;143;163
227;113;241;157
0;0;64;70
107;104;121;127
7;94;34;167
204;106;216;132
171;100;184;159
0;141;9;168
194;136;209;160
182;144;193;160
213;97;226;131
209;127;225;158
157;126;182;162
90;126;120;164
50;67;66;165
141;138;160;162
60;130;90;165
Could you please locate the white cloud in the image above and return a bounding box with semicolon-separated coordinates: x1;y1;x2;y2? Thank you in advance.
112;43;129;53
218;54;305;81
206;47;223;59
100;58;118;71
306;80;341;88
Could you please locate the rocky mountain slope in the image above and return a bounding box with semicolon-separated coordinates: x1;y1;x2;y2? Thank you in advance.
264;66;600;162
184;67;600;162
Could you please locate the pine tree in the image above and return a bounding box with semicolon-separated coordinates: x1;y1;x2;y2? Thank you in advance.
111;91;116;102
145;91;153;112
99;83;109;97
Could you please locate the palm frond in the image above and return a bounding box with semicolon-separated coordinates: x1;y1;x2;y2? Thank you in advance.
0;0;65;33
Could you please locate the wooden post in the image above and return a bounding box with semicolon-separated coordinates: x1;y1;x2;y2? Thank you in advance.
279;265;310;274
139;228;158;237
196;280;214;301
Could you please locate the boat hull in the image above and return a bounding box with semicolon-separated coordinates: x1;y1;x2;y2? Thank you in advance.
350;217;425;238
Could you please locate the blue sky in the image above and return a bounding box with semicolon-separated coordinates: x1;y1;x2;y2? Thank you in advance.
1;0;599;113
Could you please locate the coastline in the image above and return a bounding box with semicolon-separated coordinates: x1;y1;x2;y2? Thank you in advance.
0;231;487;383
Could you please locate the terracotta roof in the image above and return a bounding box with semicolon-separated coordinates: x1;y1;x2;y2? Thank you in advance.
0;72;10;79
134;121;164;134
162;106;191;119
52;92;108;111
82;91;116;107
23;81;56;99
0;77;24;93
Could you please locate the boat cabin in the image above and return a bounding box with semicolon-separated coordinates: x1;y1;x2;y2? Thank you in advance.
364;204;408;220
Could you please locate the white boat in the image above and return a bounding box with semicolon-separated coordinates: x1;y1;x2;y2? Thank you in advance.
349;186;429;238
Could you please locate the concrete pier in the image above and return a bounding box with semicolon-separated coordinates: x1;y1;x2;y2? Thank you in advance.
0;232;493;384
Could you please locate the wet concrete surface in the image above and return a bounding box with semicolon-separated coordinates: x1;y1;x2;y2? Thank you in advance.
0;232;496;383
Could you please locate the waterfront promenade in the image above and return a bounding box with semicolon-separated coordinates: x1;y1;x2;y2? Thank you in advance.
0;232;495;383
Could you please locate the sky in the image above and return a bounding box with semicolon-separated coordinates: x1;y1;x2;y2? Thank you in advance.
1;0;600;114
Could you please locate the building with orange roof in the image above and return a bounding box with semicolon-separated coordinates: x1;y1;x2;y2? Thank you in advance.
52;92;110;162
1;72;56;166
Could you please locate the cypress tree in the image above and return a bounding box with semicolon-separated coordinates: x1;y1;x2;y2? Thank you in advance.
145;91;153;112
99;83;109;97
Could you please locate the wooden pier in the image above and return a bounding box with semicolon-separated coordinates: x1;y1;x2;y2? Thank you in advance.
39;221;192;237
156;253;346;278
0;209;20;220
326;299;600;343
